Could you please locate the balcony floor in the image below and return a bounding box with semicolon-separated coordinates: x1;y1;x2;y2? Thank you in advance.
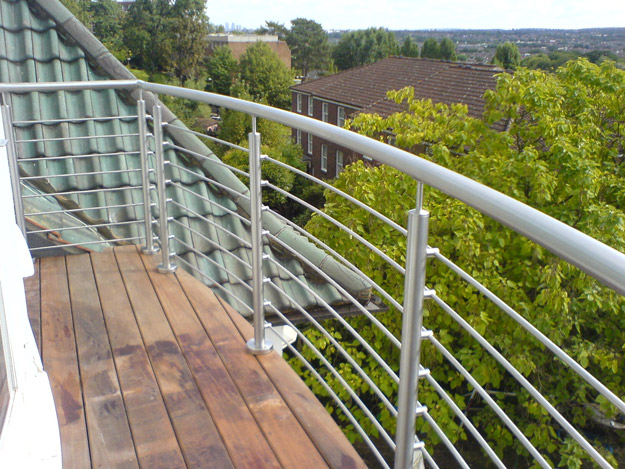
23;245;365;469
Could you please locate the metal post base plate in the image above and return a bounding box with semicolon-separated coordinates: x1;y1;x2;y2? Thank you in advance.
246;338;273;355
157;263;178;274
141;245;160;255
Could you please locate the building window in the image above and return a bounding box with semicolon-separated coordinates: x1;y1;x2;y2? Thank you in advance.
296;129;301;145
321;144;327;172
336;150;344;174
337;107;345;127
322;102;329;122
307;134;313;154
296;94;302;113
308;96;313;116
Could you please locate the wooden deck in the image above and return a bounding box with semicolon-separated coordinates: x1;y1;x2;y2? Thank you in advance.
23;246;366;469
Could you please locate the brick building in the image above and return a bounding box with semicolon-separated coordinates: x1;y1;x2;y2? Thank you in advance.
291;57;503;179
207;34;291;69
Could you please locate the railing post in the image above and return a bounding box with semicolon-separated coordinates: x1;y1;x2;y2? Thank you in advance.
153;104;176;273
395;208;429;469
138;98;157;255
1;98;26;237
246;118;272;355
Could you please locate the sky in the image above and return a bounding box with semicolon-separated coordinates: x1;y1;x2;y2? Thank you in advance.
208;0;625;31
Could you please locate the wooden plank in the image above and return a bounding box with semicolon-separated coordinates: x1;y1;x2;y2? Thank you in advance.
216;296;367;469
40;255;90;469
24;257;41;355
142;254;282;469
66;254;138;469
114;247;234;468
90;249;186;469
176;268;330;469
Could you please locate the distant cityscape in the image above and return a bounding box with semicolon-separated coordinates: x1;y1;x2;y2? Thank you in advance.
216;24;625;64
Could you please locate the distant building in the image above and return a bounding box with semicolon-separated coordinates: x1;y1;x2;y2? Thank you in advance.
291;57;502;179
207;34;291;69
116;0;134;11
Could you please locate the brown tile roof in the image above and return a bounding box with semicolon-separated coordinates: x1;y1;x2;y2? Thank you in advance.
291;57;503;121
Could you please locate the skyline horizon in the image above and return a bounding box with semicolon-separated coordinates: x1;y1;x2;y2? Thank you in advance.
207;0;624;32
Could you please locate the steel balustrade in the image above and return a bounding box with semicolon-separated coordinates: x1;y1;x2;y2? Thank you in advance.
1;80;624;468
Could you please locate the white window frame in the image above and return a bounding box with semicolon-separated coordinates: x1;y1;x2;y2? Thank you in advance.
307;134;313;155
337;107;345;127
296;129;301;145
336;150;344;174
322;102;329;122
296;94;302;113
308;96;314;116
321;144;328;172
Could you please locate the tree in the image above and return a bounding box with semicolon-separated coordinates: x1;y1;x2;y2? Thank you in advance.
305;59;625;466
206;46;238;95
420;37;440;59
60;0;92;27
333;28;399;70
493;42;521;69
238;42;293;109
400;36;420;58
286;18;330;79
438;37;457;61
124;0;209;81
168;0;209;84
255;21;288;41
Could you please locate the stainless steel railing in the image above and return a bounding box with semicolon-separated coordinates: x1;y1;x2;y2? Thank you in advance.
1;79;624;468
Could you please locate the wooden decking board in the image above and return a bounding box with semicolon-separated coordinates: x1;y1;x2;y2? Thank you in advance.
142;254;280;469
114;247;234;468
24;257;41;354
26;247;367;469
176;269;330;469
90;249;187;469
66;254;138;468
40;255;91;469
217;295;368;469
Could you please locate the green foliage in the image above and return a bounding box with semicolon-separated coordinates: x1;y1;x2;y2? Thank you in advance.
493;42;522;70
523;49;623;71
124;0;209;82
287;18;331;79
439;37;457;61
305;59;625;465
220;117;307;208
422;37;457;60
59;0;92;27
332;28;399;71
238;42;293;109
255;21;289;40
206;46;238;95
400;36;420;58
421;38;440;59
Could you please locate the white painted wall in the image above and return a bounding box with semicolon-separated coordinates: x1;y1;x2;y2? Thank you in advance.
0;110;61;467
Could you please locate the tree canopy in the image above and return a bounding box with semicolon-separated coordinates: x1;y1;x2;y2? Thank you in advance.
400;36;420;58
305;59;625;466
421;37;457;60
238;42;293;109
286;18;331;79
493;42;521;69
332;28;399;70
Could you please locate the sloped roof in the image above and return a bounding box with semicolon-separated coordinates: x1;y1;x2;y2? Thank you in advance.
292;56;502;121
0;0;370;319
